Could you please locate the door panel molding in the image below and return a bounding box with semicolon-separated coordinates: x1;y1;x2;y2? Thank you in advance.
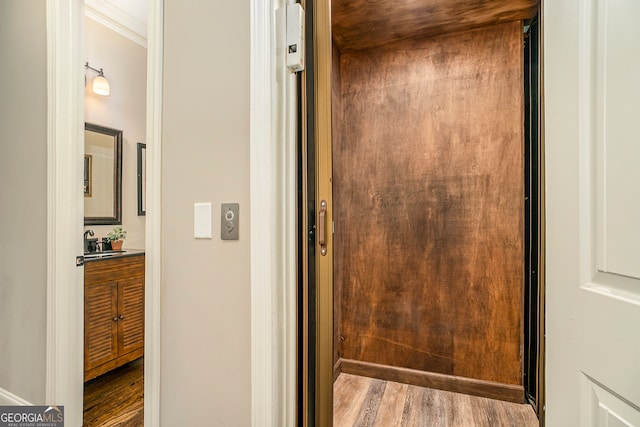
580;374;640;426
578;0;640;302
592;0;640;281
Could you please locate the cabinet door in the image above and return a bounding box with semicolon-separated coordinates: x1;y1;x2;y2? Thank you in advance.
84;281;118;371
117;277;144;355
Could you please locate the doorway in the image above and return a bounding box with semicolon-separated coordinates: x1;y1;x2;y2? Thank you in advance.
301;0;543;425
82;4;148;426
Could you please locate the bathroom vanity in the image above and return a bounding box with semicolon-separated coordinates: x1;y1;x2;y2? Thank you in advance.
84;251;145;382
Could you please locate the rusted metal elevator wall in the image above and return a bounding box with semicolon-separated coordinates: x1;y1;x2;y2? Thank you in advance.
333;21;524;393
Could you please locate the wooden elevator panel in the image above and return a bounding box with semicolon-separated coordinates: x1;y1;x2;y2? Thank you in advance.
333;22;524;390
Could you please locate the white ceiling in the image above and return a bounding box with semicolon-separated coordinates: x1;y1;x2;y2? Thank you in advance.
85;0;148;47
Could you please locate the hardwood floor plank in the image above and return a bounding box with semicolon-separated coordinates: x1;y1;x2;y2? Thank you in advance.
498;399;540;426
448;392;476;426
425;386;453;426
486;397;512;426
83;357;143;427
400;382;426;426
334;374;374;426
471;395;499;426
353;378;386;426
373;380;409;427
335;373;538;427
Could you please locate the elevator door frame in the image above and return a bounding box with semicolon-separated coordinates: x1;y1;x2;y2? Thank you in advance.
307;1;545;425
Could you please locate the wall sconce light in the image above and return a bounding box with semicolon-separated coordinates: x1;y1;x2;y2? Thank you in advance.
85;62;110;96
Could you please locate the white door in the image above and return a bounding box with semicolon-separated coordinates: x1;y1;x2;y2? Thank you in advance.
545;0;640;425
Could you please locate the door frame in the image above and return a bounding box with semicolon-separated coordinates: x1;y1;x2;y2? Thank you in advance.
45;1;85;425
311;0;334;424
310;2;546;425
47;1;291;427
45;0;163;425
143;0;163;425
537;2;546;422
524;10;546;421
250;0;298;425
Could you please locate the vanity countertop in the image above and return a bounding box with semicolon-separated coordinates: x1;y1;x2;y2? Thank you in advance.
84;248;145;263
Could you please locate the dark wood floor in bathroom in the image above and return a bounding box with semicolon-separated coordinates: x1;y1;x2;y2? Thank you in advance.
334;373;539;427
83;357;143;427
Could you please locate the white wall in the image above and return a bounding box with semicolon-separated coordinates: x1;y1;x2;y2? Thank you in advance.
0;0;47;404
84;16;146;249
161;0;251;425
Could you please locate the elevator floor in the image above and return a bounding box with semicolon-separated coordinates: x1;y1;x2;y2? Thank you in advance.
334;373;539;427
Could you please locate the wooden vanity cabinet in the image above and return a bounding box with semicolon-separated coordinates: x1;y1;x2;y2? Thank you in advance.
84;254;144;381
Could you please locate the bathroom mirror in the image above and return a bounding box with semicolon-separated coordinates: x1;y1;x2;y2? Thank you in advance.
84;123;122;225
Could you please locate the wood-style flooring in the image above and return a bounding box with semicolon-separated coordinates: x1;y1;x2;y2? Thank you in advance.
83;357;143;427
83;360;536;426
334;373;539;427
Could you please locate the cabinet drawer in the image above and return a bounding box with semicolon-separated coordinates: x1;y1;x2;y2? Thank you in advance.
85;254;145;283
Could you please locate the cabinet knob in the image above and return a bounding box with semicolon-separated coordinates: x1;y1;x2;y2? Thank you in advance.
113;317;118;322
119;315;125;320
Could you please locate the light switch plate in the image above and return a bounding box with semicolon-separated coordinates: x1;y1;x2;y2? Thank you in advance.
221;203;239;240
194;202;212;239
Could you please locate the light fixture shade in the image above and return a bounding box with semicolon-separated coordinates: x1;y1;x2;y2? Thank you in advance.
92;75;110;96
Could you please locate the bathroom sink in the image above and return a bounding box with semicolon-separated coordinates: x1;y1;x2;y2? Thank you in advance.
84;250;126;259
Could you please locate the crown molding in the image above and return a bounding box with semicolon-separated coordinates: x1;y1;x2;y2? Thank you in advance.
85;0;147;48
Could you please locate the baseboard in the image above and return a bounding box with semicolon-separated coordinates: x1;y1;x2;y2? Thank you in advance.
333;358;343;383
0;387;33;406
339;358;525;404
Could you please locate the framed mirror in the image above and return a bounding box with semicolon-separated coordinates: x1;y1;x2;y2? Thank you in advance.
84;123;122;225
